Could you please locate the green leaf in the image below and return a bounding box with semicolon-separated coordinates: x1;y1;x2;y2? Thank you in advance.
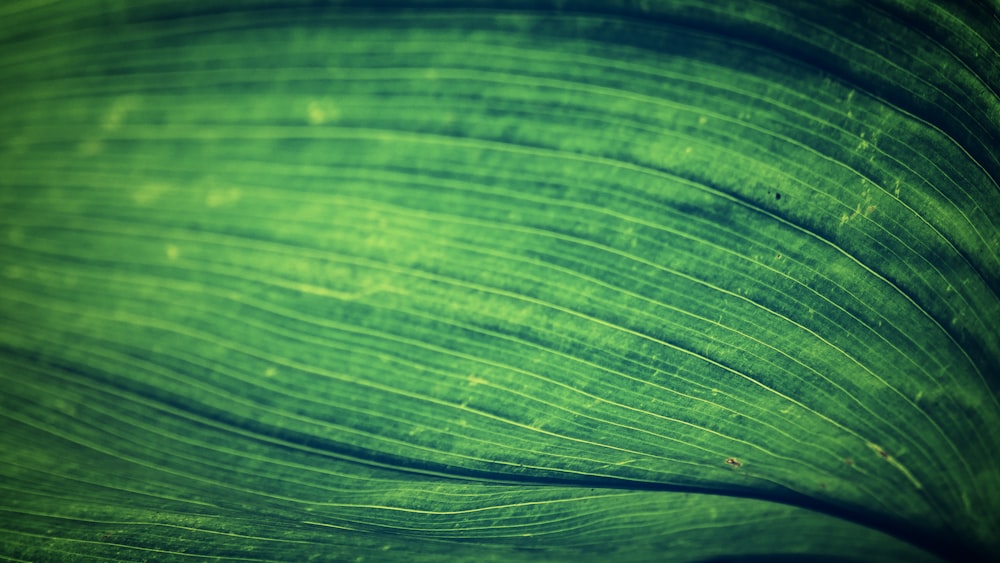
1;1;998;561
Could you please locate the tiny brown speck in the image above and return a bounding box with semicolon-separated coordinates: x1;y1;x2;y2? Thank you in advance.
725;457;742;468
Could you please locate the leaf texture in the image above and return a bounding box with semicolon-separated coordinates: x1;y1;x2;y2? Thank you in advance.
1;1;998;561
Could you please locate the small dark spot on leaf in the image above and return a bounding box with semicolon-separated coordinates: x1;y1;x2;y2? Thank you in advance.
877;449;889;459
844;458;854;466
725;457;742;468
775;192;782;200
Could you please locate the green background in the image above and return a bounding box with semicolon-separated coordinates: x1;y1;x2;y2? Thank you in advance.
1;1;998;561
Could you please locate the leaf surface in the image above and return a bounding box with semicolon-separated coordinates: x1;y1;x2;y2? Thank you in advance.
1;1;998;561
